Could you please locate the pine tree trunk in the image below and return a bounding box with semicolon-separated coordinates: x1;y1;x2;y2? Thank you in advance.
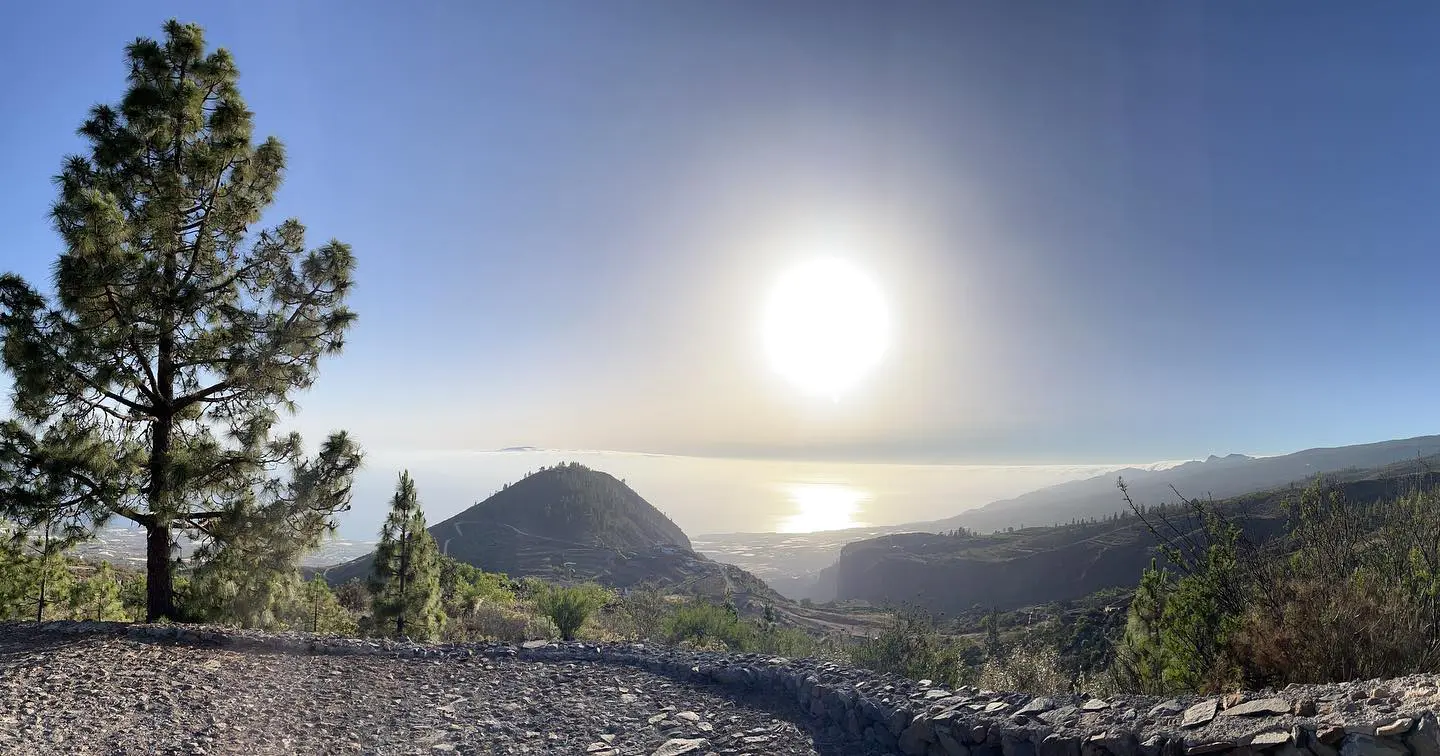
35;523;48;623
148;211;178;622
145;523;175;622
145;395;176;621
397;517;410;638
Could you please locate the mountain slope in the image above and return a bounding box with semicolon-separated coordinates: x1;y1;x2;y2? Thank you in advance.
321;464;780;603
919;434;1440;534
427;462;690;559
835;456;1440;613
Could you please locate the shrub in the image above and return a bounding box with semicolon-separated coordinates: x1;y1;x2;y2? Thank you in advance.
978;642;1074;694
440;558;513;617
1117;478;1440;691
446;602;547;643
1231;483;1440;685
286;576;359;636
611;585;673;641
532;582;612;641
750;623;822;658
664;600;753;650
846;606;966;687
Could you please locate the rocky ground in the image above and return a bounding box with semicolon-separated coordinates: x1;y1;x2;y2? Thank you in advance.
9;622;1440;756
0;624;881;755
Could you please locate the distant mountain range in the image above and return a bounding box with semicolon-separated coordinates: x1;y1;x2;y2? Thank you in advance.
918;434;1440;534
827;442;1440;612
701;434;1440;602
72;434;1440;616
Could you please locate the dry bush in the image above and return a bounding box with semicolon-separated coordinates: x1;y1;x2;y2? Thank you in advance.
444;602;551;643
1232;486;1440;685
979;643;1074;694
1123;478;1440;690
605;586;674;641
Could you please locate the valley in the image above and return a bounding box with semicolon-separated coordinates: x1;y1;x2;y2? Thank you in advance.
68;434;1440;624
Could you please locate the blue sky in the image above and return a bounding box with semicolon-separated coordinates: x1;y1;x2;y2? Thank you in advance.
4;2;1440;533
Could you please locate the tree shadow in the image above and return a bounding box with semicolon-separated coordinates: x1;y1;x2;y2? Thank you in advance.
0;626;108;665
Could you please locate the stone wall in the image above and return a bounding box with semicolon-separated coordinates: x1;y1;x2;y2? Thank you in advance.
19;620;1440;756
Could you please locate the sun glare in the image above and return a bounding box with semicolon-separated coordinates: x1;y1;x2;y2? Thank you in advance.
762;258;890;401
776;483;870;532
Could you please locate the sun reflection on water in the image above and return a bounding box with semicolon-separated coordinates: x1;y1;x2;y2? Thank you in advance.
776;483;870;533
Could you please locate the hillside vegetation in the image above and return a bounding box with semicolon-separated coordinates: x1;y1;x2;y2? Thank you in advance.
835;456;1440;613
830;460;1440;696
922;434;1440;534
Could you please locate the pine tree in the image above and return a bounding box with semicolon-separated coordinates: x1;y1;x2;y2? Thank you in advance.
0;20;360;621
0;518;76;621
21;518;73;622
0;521;31;619
983;606;1004;659
118;572;147;621
69;561;126;621
292;576;357;636
369;472;445;640
1112;558;1174;694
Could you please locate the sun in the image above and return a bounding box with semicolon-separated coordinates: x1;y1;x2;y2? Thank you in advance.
776;482;870;532
762;258;890;401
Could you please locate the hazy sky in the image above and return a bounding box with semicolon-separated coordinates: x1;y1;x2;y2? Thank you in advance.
5;3;1440;535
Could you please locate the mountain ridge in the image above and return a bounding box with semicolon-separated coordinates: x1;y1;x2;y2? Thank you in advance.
320;464;783;604
698;433;1440;602
913;433;1440;534
830;451;1440;612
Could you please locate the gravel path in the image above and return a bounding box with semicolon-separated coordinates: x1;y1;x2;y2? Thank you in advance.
0;628;879;755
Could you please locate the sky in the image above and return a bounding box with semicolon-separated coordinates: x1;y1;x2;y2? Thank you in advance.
4;2;1440;536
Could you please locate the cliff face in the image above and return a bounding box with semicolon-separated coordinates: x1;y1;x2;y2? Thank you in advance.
832;526;1192;612
834;528;1263;612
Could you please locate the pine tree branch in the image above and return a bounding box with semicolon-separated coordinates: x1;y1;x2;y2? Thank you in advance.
28;321;158;417
100;285;161;404
45;463;150;528
173;276;329;410
170;355;239;370
198;256;267;297
176;157;238;288
173;380;234;408
78;392;135;423
180;517;216;537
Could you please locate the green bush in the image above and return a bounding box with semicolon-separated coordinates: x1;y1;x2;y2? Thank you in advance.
612;585;672;641
664;600;753;650
285;576;358;636
532;582;612;641
1115;479;1440;691
749;623;822;657
846;607;967;687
